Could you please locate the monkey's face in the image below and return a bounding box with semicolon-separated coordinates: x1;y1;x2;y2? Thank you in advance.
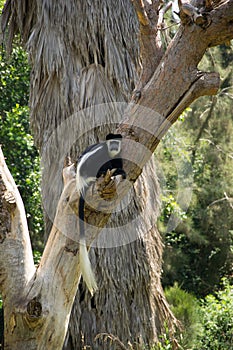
106;139;121;157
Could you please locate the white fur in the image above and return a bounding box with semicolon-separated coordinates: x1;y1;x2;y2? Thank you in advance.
78;142;120;294
76;148;99;294
76;170;88;195
79;238;98;295
76;145;102;194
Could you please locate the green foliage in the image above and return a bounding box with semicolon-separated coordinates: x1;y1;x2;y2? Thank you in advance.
140;324;178;350
152;335;174;350
161;194;188;224
0;105;44;250
0;46;30;114
194;279;233;350
0;45;44;251
165;284;200;348
33;250;42;265
155;330;178;350
158;44;233;297
154;281;233;350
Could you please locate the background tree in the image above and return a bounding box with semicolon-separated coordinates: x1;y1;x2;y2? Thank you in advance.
1;0;233;349
0;45;43;251
159;44;233;297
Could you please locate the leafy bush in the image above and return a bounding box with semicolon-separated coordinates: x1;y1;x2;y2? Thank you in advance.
33;250;42;265
0;46;30;114
164;283;200;349
0;45;44;251
152;325;181;350
158;44;233;297
158;94;233;296
161;281;233;350
194;278;233;350
0;105;44;250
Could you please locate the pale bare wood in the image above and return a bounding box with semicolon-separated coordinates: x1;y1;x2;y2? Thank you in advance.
0;146;128;349
0;150;85;349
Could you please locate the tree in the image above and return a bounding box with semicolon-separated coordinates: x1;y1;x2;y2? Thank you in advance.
1;1;233;349
160;44;233;297
0;45;43;251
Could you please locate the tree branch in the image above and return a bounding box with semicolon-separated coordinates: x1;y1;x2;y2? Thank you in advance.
0;147;35;297
0;149;117;349
62;0;233;259
131;0;164;90
121;0;233;150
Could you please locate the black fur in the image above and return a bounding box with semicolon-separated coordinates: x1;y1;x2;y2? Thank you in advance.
76;133;126;293
98;133;126;179
77;133;126;188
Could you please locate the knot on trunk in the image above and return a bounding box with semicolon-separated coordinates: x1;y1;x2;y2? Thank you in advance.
27;297;42;318
25;297;43;329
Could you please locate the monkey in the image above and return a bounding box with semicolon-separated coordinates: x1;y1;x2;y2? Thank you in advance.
76;133;126;294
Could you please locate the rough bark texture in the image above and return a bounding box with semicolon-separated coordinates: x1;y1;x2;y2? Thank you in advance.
1;0;233;349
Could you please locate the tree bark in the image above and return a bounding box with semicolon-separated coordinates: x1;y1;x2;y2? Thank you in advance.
1;0;233;349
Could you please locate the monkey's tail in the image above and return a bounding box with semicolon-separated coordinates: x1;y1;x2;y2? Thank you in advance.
79;194;98;295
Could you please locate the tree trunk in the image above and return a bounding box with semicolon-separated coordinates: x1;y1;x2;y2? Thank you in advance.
28;2;174;348
1;0;233;349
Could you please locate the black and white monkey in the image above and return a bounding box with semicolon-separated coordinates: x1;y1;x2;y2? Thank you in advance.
76;133;126;294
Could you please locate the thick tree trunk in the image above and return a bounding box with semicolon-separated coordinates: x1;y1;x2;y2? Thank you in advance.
23;1;176;349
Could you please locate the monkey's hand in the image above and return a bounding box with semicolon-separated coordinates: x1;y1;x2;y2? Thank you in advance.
111;168;126;179
96;169;119;199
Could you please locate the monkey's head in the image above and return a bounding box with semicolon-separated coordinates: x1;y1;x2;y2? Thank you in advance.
106;133;122;157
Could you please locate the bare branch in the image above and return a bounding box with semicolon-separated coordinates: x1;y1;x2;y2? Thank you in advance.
131;0;164;88
195;97;216;137
208;192;233;209
0;146;35;295
178;0;208;26
120;72;220;181
119;1;233;175
62;163;76;186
